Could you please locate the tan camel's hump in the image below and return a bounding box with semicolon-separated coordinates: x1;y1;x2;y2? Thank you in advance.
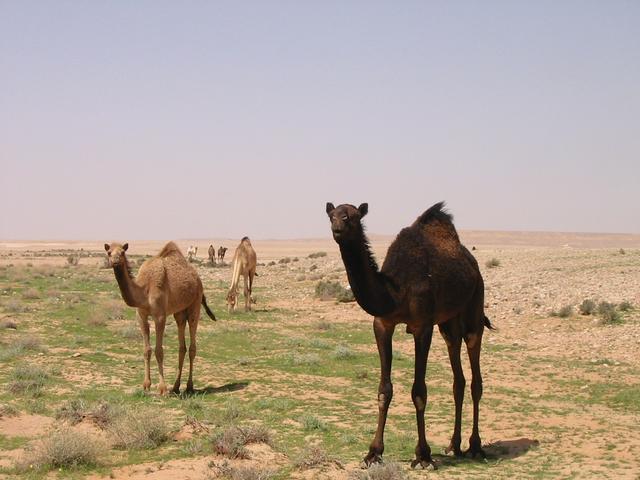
158;241;184;258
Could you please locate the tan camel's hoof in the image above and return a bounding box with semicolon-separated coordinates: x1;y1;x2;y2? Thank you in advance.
158;384;168;396
361;453;383;468
142;380;151;391
411;459;436;470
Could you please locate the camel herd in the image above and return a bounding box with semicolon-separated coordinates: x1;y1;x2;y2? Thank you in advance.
105;202;491;469
104;237;256;395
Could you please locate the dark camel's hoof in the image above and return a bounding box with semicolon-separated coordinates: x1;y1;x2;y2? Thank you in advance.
465;445;487;460
444;443;464;457
361;452;383;468
411;459;436;470
171;386;180;395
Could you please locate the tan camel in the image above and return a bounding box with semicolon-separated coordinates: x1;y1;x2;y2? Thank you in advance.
208;244;216;265
226;237;257;312
105;241;216;395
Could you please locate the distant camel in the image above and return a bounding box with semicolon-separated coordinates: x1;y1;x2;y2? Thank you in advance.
187;245;198;262
218;246;228;263
326;202;492;469
208;245;216;265
105;241;216;395
226;237;257;312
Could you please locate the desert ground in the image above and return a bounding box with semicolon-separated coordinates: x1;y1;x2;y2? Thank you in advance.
0;232;639;479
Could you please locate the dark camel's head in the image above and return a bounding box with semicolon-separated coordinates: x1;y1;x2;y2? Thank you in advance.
104;242;129;267
326;203;368;243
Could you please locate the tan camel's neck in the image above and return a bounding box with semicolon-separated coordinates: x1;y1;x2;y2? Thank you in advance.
338;229;397;317
228;253;243;296
113;260;148;308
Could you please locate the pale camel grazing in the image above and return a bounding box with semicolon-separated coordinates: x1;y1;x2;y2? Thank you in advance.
208;244;216;265
105;241;216;395
226;237;257;312
187;245;198;262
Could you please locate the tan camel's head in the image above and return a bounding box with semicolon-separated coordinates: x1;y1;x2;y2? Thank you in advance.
104;242;129;267
226;290;237;312
326;203;368;243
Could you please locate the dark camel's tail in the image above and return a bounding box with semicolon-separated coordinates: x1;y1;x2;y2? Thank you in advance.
202;295;217;321
484;315;495;330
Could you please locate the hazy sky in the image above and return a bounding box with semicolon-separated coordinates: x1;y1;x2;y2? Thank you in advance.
2;1;639;240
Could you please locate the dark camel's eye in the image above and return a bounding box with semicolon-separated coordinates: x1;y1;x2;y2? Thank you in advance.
342;215;348;221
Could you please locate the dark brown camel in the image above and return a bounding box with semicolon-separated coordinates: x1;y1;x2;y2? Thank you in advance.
326;201;492;469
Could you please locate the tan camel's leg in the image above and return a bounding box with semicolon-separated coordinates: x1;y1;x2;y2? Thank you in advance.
243;274;250;311
465;330;486;458
249;271;255;304
363;317;395;467
411;326;435;469
185;304;200;394
439;320;465;457
153;316;168;395
172;311;188;394
137;310;152;391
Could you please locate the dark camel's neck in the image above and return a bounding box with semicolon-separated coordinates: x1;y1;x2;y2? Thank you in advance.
113;260;147;308
338;229;396;317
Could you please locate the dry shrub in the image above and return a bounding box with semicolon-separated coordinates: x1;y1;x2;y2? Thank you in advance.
550;305;573;318
214;461;275;480
314;281;354;302
109;407;169;449
579;299;596;315
119;323;140;339
0;403;19;418
351;462;406;480
21;288;40;300
17;427;103;471
294;444;342;470
308;251;327;259
2;299;28;313
598;301;622;324
485;258;500;268
7;363;50;395
212;425;272;459
55;399;87;425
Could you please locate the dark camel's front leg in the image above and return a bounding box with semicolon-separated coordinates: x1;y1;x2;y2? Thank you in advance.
439;321;465;457
363;317;395;467
411;327;435;469
465;332;486;458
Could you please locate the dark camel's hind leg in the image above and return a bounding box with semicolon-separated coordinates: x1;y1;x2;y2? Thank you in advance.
464;330;486;458
411;326;435;469
439;319;465;457
363;317;395;466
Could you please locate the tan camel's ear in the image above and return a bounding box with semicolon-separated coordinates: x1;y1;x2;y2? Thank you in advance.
123;243;129;251
358;203;368;218
104;243;110;252
326;202;335;216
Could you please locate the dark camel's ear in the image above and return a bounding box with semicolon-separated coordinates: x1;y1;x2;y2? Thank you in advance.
104;243;110;252
358;203;368;218
123;243;129;251
326;202;335;216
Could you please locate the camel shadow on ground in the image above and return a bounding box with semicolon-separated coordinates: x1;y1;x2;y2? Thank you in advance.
178;382;249;398
430;438;540;469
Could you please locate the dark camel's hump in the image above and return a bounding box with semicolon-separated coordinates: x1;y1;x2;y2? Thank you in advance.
157;241;184;259
381;202;466;284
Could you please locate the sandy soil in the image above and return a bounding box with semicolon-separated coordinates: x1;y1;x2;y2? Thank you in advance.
0;231;639;479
